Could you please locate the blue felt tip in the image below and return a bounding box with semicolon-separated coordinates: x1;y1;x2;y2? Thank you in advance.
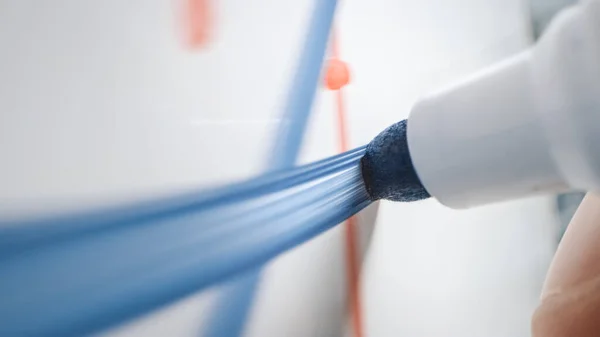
360;119;430;202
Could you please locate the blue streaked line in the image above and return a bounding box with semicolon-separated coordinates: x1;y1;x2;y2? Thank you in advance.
0;158;369;337
0;146;364;258
269;0;338;170
202;272;261;337
202;0;339;336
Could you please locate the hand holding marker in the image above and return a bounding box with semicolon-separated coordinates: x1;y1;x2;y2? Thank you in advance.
359;1;600;334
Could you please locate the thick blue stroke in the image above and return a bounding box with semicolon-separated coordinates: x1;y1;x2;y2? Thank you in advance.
269;0;337;170
203;0;339;336
0;145;364;258
0;147;369;337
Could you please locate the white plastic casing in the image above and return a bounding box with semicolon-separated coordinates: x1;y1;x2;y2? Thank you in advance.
407;0;600;208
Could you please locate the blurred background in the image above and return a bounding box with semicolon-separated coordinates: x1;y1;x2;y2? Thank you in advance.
0;0;583;336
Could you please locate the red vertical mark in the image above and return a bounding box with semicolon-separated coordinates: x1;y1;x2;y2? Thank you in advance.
325;35;350;91
327;30;364;337
184;0;212;48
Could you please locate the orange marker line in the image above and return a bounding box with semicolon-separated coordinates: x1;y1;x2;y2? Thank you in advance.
329;30;364;337
185;0;212;48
